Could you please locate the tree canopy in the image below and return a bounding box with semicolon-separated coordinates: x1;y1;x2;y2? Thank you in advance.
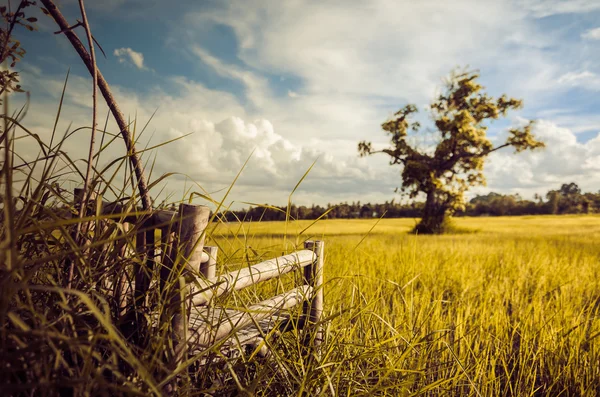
358;68;545;233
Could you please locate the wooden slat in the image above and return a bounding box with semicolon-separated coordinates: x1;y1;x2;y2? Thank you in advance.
189;318;282;358
191;250;316;306
99;199;177;226
188;285;313;347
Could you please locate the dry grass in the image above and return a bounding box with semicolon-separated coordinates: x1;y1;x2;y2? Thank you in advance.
211;215;600;395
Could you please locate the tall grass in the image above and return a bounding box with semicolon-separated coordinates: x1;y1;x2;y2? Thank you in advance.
214;216;600;395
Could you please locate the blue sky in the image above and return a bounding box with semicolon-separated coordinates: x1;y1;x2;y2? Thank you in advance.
11;0;600;207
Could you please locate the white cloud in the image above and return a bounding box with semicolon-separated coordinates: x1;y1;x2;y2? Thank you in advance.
16;69;392;208
521;0;600;18
535;108;600;134
192;1;530;102
21;0;600;206
179;0;567;134
162;116;379;187
113;47;147;70
481;120;600;197
192;46;270;108
582;27;600;40
557;71;600;90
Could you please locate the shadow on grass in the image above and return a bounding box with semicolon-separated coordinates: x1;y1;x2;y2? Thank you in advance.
409;217;482;235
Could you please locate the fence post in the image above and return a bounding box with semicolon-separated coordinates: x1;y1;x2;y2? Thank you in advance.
115;222;131;316
171;204;210;360
133;230;150;307
66;187;101;288
160;224;175;291
200;246;218;280
302;240;324;353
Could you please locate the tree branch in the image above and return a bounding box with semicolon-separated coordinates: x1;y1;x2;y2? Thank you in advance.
69;0;97;289
368;149;407;165
487;143;510;154
0;1;27;64
39;0;152;211
53;21;82;35
442;142;511;170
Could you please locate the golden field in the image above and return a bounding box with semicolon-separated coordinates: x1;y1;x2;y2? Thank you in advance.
208;215;600;395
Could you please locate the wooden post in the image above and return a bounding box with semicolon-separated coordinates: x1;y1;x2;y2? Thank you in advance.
66;187;97;287
134;229;148;308
160;204;209;394
302;240;324;352
189;246;218;337
146;226;156;291
115;222;131;316
200;246;218;280
171;204;210;361
159;225;175;292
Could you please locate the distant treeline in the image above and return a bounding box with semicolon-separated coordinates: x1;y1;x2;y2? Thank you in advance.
220;182;599;221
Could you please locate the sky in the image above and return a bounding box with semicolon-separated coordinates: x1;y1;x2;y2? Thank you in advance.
10;0;600;209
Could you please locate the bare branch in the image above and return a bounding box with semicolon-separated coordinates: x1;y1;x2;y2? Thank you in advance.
69;0;97;289
39;0;152;211
53;21;82;35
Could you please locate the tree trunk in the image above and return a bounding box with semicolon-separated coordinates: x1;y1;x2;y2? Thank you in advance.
414;190;449;234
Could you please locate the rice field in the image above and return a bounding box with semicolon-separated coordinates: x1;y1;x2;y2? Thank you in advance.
209;215;600;395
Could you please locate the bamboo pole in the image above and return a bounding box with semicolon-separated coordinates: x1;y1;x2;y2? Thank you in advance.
189;285;313;347
191;250;316;306
159;225;175;292
191;245;217;330
302;240;324;351
170;204;210;364
115;222;131;316
177;204;210;274
200;246;218;281
134;229;148;308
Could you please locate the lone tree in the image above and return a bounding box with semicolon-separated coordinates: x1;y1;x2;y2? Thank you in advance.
359;69;545;234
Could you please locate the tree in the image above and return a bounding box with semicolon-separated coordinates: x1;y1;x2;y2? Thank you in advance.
358;69;545;234
559;182;581;197
0;1;38;105
545;191;559;214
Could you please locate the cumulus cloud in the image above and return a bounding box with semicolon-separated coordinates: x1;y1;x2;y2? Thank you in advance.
20;0;600;206
114;47;147;70
19;67;600;208
534;108;600;135
16;69;393;207
160;115;388;199
480;120;600;197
